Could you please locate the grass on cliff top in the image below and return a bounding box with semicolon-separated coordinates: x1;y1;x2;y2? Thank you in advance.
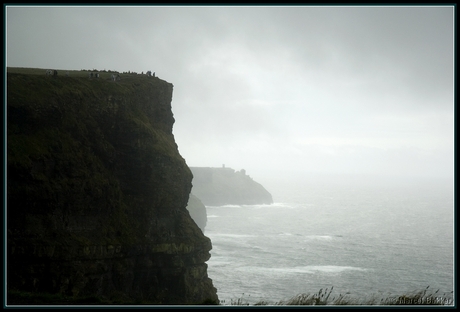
6;67;171;99
7;66;153;78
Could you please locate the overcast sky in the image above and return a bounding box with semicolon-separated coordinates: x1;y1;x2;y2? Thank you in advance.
5;5;454;187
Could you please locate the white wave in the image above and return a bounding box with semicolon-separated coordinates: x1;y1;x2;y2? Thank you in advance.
239;265;366;275
277;232;306;238
208;233;257;238
275;234;340;240
305;235;335;241
250;203;297;209
207;260;232;267
272;202;300;208
286;265;367;274
249;202;299;209
206;202;298;209
207;214;219;218
206;204;243;208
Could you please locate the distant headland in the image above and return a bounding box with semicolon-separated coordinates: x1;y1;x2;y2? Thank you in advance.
189;166;273;206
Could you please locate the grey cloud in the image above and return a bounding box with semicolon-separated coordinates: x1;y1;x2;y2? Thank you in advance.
6;5;454;181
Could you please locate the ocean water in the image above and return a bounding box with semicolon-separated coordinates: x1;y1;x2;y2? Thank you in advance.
204;175;454;305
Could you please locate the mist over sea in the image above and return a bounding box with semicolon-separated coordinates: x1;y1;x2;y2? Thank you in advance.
204;174;454;305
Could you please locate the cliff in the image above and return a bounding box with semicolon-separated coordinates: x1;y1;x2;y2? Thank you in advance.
189;167;273;206
185;194;207;233
6;68;218;305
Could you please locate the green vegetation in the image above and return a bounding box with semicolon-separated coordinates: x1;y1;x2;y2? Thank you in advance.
7;67;142;77
224;286;454;306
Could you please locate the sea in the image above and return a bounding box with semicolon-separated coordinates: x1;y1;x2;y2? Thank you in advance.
203;174;454;305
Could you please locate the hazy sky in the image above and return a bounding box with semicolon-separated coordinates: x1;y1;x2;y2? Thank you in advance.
5;5;454;186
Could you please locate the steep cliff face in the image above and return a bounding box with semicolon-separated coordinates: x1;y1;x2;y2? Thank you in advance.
190;167;273;206
6;68;218;304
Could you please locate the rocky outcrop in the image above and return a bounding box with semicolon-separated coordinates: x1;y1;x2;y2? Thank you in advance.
186;194;207;233
190;167;273;206
6;68;218;304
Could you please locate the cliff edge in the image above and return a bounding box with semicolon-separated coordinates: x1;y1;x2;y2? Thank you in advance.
6;68;218;304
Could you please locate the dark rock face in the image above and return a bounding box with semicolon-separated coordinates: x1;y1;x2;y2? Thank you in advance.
190;167;273;206
6;69;218;304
